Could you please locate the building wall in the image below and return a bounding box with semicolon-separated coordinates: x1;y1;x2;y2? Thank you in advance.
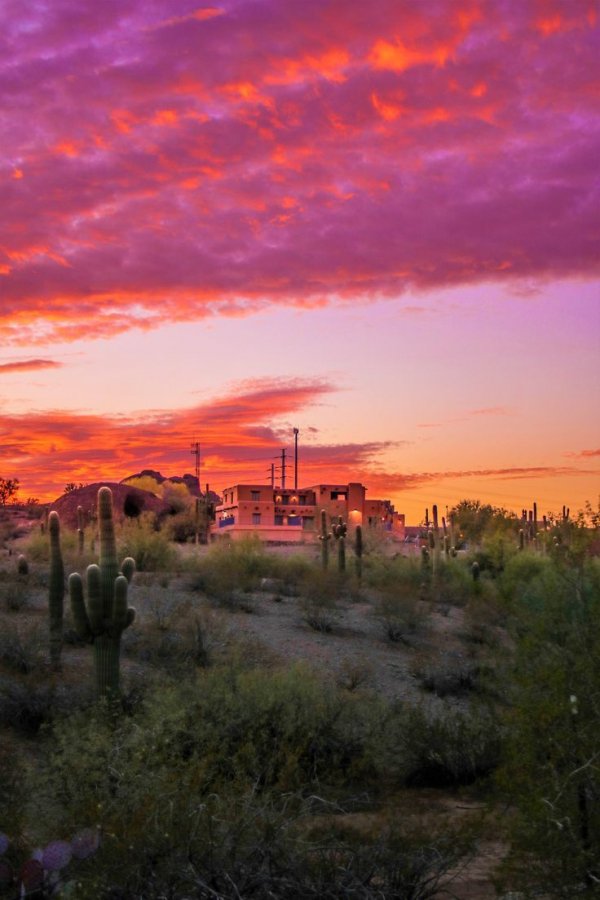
214;481;405;541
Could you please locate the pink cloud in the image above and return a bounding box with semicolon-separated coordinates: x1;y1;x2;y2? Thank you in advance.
0;0;598;342
0;358;62;373
564;448;600;458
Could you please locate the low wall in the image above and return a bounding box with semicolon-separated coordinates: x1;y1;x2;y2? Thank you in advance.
213;524;316;543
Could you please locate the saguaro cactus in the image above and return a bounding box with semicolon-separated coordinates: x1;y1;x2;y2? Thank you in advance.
432;504;441;571
332;516;347;572
319;510;331;570
48;511;64;671
77;505;84;554
354;525;363;582
68;487;136;698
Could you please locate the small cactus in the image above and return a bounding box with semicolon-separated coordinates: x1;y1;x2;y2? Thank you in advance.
48;511;64;671
319;510;331;570
332;517;347;572
16;554;28;575
471;560;480;581
77;505;84;554
354;524;363;582
69;487;136;698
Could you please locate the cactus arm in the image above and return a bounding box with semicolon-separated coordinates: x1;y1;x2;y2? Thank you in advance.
86;564;104;634
120;557;136;584
98;486;119;617
69;573;92;642
354;525;363;582
125;607;136;628
112;575;129;634
319;510;330;569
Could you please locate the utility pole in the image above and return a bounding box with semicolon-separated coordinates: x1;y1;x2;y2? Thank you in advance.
270;463;275;488
293;428;299;490
281;448;286;490
190;441;200;491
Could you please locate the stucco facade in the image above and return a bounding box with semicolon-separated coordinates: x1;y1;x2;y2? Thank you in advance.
214;481;404;542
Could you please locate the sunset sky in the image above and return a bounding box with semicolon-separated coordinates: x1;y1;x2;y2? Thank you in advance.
1;0;599;522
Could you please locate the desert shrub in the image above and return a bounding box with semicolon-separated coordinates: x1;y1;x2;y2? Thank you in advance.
269;552;313;593
363;553;423;593
498;551;552;604
299;568;343;632
22;666;491;896
118;517;177;571
336;655;375;692
163;506;198;542
495;553;600;897
0;737;27;834
412;651;481;697
122;610;228;674
188;536;274;605
373;585;428;643
462;581;507;646
0;577;30;612
377;703;501;788
25;527;78;563
137;584;189;630
22;786;473;899
0;617;45;675
431;558;475;608
0;677;94;733
30;665;381;834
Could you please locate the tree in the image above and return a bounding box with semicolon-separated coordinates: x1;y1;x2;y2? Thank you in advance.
63;482;84;493
0;477;19;506
497;545;600;896
449;499;516;547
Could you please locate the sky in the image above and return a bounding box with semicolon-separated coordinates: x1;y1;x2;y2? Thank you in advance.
1;0;599;523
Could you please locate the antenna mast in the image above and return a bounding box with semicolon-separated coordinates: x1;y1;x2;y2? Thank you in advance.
190;441;200;490
293;427;299;490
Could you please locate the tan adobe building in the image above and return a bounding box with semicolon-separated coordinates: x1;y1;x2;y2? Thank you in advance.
215;481;405;542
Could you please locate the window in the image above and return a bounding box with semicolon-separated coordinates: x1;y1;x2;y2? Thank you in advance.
251;491;260;501
299;495;306;504
274;515;284;525
252;512;261;525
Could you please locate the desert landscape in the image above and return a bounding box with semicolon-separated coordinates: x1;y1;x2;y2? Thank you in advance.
0;482;598;898
1;0;599;896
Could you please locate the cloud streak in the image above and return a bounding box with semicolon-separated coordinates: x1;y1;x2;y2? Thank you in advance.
0;0;598;342
0;359;62;373
1;373;595;505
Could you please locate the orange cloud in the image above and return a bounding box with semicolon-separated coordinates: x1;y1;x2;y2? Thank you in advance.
0;358;62;374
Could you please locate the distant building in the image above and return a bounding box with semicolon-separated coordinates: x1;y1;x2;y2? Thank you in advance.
214;481;405;542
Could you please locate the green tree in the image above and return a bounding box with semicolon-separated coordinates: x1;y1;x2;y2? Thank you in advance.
449;499;516;547
497;546;600;896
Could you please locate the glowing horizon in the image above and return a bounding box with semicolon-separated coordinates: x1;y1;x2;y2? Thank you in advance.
1;0;598;523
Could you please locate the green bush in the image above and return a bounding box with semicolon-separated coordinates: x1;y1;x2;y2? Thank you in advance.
187;536;276;606
0;577;30;612
299;568;343;632
412;652;481;697
118;517;177;571
377;703;501;788
0;617;45;675
373;584;428;643
496;553;600;896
